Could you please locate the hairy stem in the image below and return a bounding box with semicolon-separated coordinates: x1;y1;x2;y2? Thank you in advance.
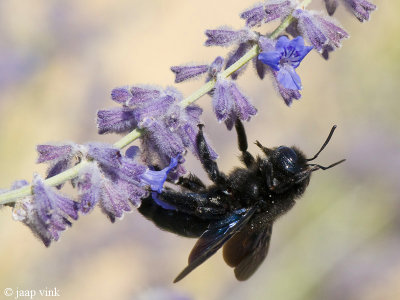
0;0;312;205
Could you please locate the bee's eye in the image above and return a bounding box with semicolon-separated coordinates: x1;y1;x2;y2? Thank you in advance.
276;146;298;174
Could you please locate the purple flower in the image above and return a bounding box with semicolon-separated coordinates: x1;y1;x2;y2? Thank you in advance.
204;27;256;47
204;27;259;80
272;70;302;106
118;156;148;184
97;107;137;134
128;86;162;107
13;197;54;247
241;1;294;27
141;155;180;193
258;36;313;90
12;175;79;246
342;0;376;22
111;86;132;104
98;176;132;222
36;144;74;163
140;118;185;161
142;156;181;210
75;163;103;214
132;92;176;122
293;9;349;54
213;78;257;130
97;85;165;135
133;86;217;171
170;56;226;84
36;143;81;187
170;65;209;83
111;86;161;107
75;157;148;221
99;85;217;180
86;143;121;170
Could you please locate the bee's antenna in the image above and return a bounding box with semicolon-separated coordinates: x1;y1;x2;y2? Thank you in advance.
309;159;346;171
255;140;273;156
306;125;337;161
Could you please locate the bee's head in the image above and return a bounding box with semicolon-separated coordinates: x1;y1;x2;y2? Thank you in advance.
256;126;345;191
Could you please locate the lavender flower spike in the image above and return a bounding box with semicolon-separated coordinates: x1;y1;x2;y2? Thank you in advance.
258;36;313;90
342;0;376;22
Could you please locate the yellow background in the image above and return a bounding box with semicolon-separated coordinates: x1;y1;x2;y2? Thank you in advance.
0;1;397;299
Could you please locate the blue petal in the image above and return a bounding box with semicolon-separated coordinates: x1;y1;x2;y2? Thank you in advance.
284;36;313;68
141;155;180;193
277;66;302;90
296;45;313;64
289;36;305;49
258;51;281;71
275;36;290;51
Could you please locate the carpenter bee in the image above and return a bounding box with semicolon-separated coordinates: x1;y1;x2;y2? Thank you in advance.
138;120;345;282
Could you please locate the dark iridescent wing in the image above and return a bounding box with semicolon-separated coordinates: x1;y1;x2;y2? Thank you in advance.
173;207;256;283
223;217;273;281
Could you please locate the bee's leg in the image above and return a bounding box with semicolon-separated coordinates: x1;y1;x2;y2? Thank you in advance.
235;119;255;167
176;173;206;192
196;124;227;185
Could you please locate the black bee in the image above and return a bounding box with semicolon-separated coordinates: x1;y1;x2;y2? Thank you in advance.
138;120;345;282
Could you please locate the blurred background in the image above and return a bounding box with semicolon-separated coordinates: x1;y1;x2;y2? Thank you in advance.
0;0;397;299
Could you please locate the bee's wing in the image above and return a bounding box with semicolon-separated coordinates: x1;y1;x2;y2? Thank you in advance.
223;217;273;281
173;207;256;283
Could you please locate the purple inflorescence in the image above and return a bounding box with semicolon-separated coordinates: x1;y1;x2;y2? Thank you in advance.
32;139;181;227
99;85;217;176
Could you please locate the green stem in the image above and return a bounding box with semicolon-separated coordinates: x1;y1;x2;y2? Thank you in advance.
0;0;312;206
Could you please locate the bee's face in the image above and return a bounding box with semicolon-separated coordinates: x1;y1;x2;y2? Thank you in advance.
262;146;310;191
